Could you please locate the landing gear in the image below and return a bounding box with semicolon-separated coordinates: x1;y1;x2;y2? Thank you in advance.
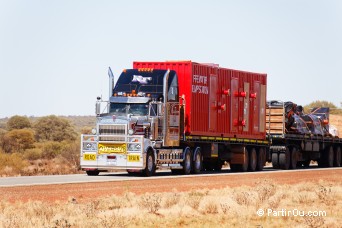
230;149;249;172
290;147;298;169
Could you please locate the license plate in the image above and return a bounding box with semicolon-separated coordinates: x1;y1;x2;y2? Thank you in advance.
128;154;140;162
83;154;96;161
98;143;126;154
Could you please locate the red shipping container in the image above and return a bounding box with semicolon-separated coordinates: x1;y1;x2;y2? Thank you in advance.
133;61;267;140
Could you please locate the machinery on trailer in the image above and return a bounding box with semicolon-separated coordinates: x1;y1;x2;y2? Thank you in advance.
266;101;342;169
80;61;268;176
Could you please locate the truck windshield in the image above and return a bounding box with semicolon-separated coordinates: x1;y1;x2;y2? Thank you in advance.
110;103;148;116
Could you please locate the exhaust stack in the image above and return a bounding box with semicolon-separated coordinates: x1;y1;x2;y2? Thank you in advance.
108;67;115;98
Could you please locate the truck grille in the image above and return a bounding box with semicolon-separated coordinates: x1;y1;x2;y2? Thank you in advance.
98;124;127;142
99;124;126;135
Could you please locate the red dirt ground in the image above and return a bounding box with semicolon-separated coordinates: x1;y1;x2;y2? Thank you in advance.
1;169;341;203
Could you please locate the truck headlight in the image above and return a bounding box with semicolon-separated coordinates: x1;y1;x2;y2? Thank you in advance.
128;129;134;135
91;128;97;135
128;144;141;151
83;142;97;151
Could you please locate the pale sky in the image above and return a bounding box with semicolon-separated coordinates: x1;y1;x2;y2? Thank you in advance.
1;0;341;118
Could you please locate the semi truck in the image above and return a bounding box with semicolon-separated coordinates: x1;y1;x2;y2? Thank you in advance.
80;60;342;176
80;61;268;176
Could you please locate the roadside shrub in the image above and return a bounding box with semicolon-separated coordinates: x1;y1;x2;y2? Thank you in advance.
41;141;64;159
34;115;77;142
1;129;35;153
6;115;31;131
139;193;162;214
23;148;43;160
202;201;218;214
0;152;28;176
255;179;277;203
60;140;80;169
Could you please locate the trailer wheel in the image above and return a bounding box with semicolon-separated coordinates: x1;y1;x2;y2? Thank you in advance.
192;147;202;174
271;153;279;169
248;148;257;172
334;147;341;167
86;170;99;176
143;150;156;177
256;148;265;171
290;147;298;169
182;148;192;175
279;148;290;170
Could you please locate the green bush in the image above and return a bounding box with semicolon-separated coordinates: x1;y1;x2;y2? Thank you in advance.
42;141;64;159
7;115;31;131
24;148;43;160
1;129;35;153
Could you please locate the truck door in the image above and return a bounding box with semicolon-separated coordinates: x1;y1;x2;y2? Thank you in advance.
209;75;217;132
163;70;180;147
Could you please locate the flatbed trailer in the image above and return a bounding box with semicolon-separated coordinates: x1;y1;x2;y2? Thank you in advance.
266;102;342;169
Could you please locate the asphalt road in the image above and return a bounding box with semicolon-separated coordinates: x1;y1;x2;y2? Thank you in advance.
1;166;341;187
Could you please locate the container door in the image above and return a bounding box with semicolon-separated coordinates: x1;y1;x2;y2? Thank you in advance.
243;82;250;132
209;75;217;132
231;77;239;133
259;84;266;133
253;81;260;133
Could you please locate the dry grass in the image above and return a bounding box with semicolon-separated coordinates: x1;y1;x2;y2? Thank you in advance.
1;180;341;227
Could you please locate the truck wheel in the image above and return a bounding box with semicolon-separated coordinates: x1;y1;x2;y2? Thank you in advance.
192;147;202;174
271;153;279;169
143;150;156;177
248;148;257;172
279;148;290;170
334;147;341;167
182;148;192;175
256;148;265;171
290;148;298;169
86;170;99;176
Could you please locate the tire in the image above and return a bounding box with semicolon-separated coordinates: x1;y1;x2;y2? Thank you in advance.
256;148;265;171
182;148;192;175
271;153;279;169
143;150;156;177
192;147;202;174
290;147;298;169
248;148;257;172
86;170;99;176
279;148;290;170
334;147;341;167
